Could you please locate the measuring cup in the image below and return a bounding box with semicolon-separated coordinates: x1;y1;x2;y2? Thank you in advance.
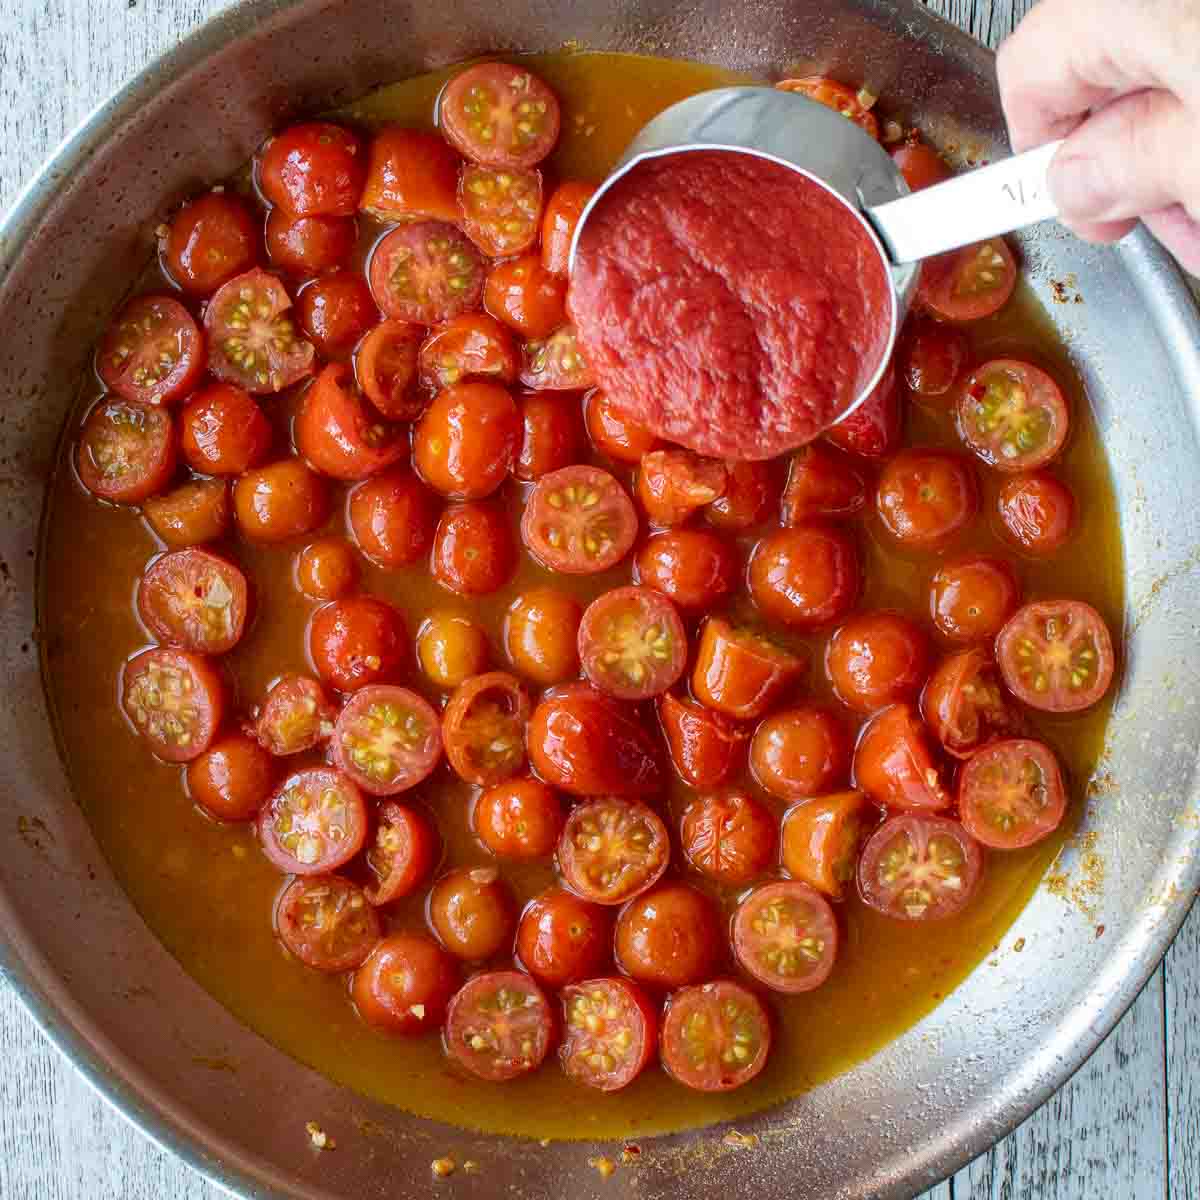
568;86;1062;426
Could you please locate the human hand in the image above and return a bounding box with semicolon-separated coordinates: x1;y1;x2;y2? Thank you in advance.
996;0;1200;273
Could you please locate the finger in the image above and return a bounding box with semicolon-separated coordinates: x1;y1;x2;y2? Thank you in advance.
1058;216;1139;245
1142;204;1200;275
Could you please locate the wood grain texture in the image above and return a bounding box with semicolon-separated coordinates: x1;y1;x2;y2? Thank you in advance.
0;1;1196;1199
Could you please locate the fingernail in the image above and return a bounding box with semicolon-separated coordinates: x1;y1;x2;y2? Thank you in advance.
1049;153;1114;220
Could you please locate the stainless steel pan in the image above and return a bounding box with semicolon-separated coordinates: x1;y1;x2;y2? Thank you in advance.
2;2;1198;1197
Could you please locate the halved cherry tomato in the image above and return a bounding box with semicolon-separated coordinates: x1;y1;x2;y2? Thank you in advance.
541;180;599;276
432;501;517;595
781;791;870;900
419;313;518;393
258;767;367;875
143;478;230;547
295;363;407;482
748;523;860;628
824;362;901;459
308;596;407;693
352;934;459;1034
296;536;358;601
445;970;555;1081
484;254;567;339
858;813;983;920
439;63;561;169
429;866;517;960
657;693;750;789
890;139;953;191
776;76;879;139
503;588;582;684
516;888;612;987
275;875;380;972
996;599;1115;713
180;382;272;476
460;164;543;257
443;671;530;787
852;703;950;811
660;981;771;1092
137;548;248;655
692;618;806;721
354;319;423;421
368;221;484;325
474;777;564;859
561;977;657;1092
265;209;357;276
930;556;1020;642
584;389;659;463
360;126;463;224
521;465;638;575
920;238;1018;322
527;684;662;796
921;648;1020;759
162;191;258;296
901;318;968;399
121;647;225;763
77;397;177;505
255;673;336;757
365;802;438;906
750;705;853;800
706;460;780;530
233;458;330;543
332;685;442;796
875;449;979;548
637;450;727;527
733;880;839;993
959;738;1068;850
348;468;440;568
514;391;585;481
615;882;720;988
413;381;519;499
680;791;776;885
578;586;686;701
520;325;594;391
634;529;735;610
297;271;378;361
780;442;867;525
827;611;931;714
205;269;315;394
185;732;275;822
417;611;489;689
97;295;204;407
557;797;669;905
958;359;1069;472
996;472;1076;555
258;122;365;217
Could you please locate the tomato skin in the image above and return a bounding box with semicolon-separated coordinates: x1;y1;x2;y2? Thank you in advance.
233;458;330;543
121;647;225;763
890;140;953;191
637;450;727;527
440;63;562;169
920;648;1020;759
578;586;687;701
781;442;867;525
257;766;368;875
780;790;871;900
275;875;381;972
137;547;249;655
419;313;518;393
875;449;979;548
431;500;517;595
360;126;463;224
826;612;931;714
657;693;750;789
308;596;407;693
521;465;639;576
504;588;582;685
474;777;564;859
561;977;657;1092
163;192;259;296
186;732;275;822
444;971;555;1081
78;397;178;506
920;237;1017;323
527;685;662;797
413;381;520;499
585;389;659;463
776;76;879;138
852;703;951;812
929;555;1020;643
296;536;357;601
416;611;489;689
615;882;721;989
680;790;776;885
180;382;272;477
348;468;440;568
97;295;205;408
484;254;568;340
354;319;423;422
542;180;598;276
732;880;839;993
707;459;780;530
900;318;968;399
265;209;357;276
516;888;612;987
959;738;1068;850
352;934;459;1034
258;122;365;217
369;221;485;326
332;684;443;796
429;866;518;961
824;362;900;459
692;618;806;721
635;529;736;611
996;472;1076;555
514;391;585;482
660;981;771;1093
748;523;860;629
296;271;378;361
143;478;230;546
557;797;670;905
364;802;438;906
442;671;530;787
459;163;544;257
255;673;337;757
750;705;853;800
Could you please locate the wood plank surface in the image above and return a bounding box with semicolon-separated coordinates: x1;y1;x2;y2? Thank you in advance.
0;1;1195;1199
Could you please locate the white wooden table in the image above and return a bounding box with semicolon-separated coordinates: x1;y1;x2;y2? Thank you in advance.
1;1;1197;1197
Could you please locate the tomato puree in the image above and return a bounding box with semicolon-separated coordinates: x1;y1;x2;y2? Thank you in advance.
568;150;892;460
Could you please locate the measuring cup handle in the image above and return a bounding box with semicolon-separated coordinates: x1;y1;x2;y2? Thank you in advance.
864;139;1064;264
